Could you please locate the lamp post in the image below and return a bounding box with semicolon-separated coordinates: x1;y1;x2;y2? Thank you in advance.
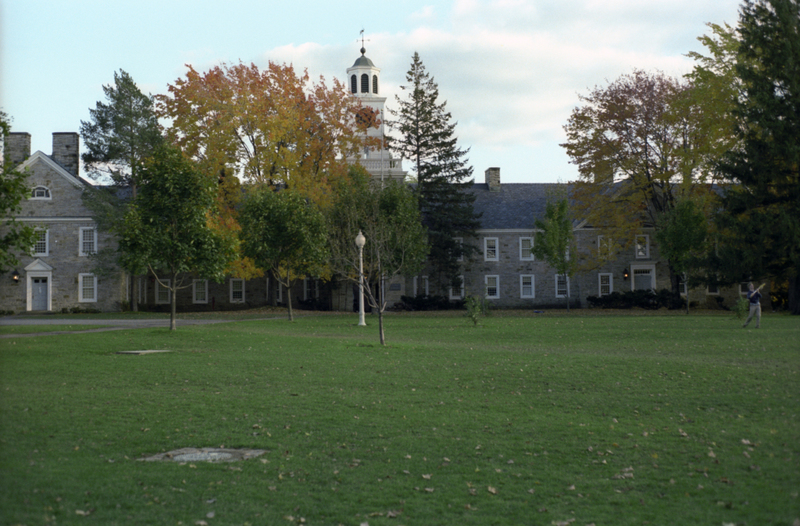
355;230;366;326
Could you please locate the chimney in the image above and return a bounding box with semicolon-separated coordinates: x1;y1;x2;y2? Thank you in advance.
52;132;80;176
485;167;500;191
3;132;31;169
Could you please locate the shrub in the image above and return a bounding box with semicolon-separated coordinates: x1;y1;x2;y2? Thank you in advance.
399;294;464;311
734;297;750;320
464;295;489;326
587;289;682;310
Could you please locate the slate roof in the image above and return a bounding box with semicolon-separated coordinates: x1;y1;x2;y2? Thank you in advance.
466;182;574;230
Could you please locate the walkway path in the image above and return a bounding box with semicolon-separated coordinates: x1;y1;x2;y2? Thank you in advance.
0;316;264;338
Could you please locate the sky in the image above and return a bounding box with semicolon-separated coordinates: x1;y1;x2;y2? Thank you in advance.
1;0;742;184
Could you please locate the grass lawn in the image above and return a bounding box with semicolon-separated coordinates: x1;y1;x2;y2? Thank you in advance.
1;311;798;525
0;325;110;336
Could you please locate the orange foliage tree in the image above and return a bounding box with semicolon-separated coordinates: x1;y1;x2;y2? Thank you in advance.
156;61;371;206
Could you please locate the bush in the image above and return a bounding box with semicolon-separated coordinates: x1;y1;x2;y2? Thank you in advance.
733;297;750;320
587;289;683;310
398;294;464;311
464;295;489;326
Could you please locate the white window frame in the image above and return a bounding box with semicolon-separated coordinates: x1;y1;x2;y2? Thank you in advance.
597;235;613;259
156;279;171;304
707;283;719;295
454;237;464;262
484;237;499;262
276;280;283;303
79;227;97;257
449;276;465;300
78;273;97;303
739;282;750;296
230;278;245;303
629;264;656;291
555;274;570;298
485;275;500;299
519;237;534;261
31;186;51;200
304;278;319;300
413;275;429;296
635;234;650;259
520;275;535;298
138;277;147;304
33;229;49;257
599;273;613;296
193;279;208;304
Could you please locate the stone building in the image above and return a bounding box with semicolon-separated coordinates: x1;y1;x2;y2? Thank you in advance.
1;132;126;312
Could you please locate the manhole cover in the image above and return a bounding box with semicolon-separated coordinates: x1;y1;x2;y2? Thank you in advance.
139;447;267;463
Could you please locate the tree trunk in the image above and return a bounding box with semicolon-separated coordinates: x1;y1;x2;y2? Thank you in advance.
286;278;294;321
169;271;177;331
378;308;386;345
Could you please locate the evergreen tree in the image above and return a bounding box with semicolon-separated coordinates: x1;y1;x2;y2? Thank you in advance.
715;0;800;314
389;53;480;291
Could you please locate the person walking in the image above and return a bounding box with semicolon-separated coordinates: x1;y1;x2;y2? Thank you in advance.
743;282;763;329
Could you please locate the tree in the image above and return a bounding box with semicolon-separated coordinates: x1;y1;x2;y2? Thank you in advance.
238;187;329;321
80;70;163;310
80;70;163;190
532;197;577;311
0;112;36;272
157;61;366;206
327;167;428;345
715;0;800;314
118;145;236;330
654;198;708;314
561;70;718;295
389;53;480;292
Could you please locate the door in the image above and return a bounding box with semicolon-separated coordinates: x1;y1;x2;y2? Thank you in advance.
32;277;48;311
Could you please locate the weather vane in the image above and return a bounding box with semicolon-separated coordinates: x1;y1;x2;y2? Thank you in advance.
358;29;369;54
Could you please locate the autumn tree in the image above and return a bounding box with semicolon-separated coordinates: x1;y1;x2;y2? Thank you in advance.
0;112;36;272
562;70;718;295
119;145;236;330
532;196;577;311
327;167;428;345
157;61;366;206
389;53;480;292
714;0;800;314
238;187;329;321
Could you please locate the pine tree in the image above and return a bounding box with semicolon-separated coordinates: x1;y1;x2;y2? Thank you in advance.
716;0;800;314
390;52;480;291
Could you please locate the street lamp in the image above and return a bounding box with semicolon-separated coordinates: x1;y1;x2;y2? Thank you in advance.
355;230;366;326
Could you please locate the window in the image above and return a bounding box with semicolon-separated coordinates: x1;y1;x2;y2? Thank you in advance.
520;275;535;298
350;74;357;94
484;237;498;261
33;230;48;256
31;186;51;199
304;278;318;300
449;276;465;300
485;275;499;299
597;235;613;259
361;73;369;93
138;277;147;304
230;279;245;303
79;274;97;302
372;74;379;94
556;274;570;298
635;235;650;259
79;227;96;256
193;280;208;304
454;237;464;262
707;283;719;295
599;273;613;296
413;276;429;296
631;266;655;291
519;237;534;261
156;279;171;304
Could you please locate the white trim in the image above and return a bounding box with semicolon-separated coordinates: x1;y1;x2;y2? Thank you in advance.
15;151;86;189
303;278;318;300
230;278;245;303
156;280;171;304
413;276;429;296
33;229;49;257
520;274;535;298
30;186;52;200
485;275;500;299
484;237;499;261
79;227;97;256
16;217;95;222
598;273;613;296
193;279;209;304
555;274;570;298
519;237;534;261
25;263;53;312
78;273;97;303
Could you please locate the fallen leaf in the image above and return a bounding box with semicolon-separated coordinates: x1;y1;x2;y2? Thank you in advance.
422;474;431;480
528;488;535;494
75;510;88;516
424;487;434;493
386;510;401;518
488;486;498;495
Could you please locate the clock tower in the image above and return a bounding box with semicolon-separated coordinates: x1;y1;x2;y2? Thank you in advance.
346;39;405;183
